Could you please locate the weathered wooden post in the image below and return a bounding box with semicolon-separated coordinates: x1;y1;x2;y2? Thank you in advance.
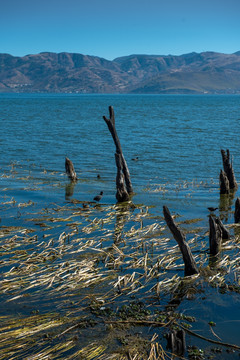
234;197;240;223
209;216;222;255
163;206;198;276
103;106;133;202
221;149;238;191
65;157;77;182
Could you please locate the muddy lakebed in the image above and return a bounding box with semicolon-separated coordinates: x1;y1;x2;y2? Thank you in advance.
0;94;240;359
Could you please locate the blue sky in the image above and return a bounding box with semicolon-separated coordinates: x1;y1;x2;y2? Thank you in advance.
1;0;240;59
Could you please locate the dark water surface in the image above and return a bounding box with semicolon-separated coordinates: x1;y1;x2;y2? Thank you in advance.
0;94;240;359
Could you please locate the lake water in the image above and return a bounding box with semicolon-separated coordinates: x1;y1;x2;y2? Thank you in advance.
0;94;240;359
1;94;240;220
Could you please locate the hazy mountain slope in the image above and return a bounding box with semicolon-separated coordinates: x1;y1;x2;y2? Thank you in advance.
128;69;240;94
0;51;240;93
0;52;131;93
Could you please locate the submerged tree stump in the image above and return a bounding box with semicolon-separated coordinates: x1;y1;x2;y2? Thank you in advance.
215;217;230;240
221;149;238;191
166;329;186;356
103;106;133;201
209;215;222;256
234;197;240;223
65;157;77;182
115;153;130;202
219;169;230;195
163;206;198;276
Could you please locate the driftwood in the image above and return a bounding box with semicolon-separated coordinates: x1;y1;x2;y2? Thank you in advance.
103;106;133;200
65;157;77;182
234;197;240;223
219;169;230;195
209;215;222;256
163;206;198;276
166;329;186;356
221;149;238;190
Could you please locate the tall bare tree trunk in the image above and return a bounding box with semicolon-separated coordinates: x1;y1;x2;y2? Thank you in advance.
103;106;133;201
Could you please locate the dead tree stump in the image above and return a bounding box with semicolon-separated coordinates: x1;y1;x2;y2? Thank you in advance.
163;206;198;276
221;149;238;191
209;215;222;255
103;106;133;200
115;153;130;202
65;157;77;182
166;329;186;356
219;169;230;195
215;217;230;240
234;197;240;223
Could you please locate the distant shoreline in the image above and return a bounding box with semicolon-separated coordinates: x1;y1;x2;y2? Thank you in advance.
1;51;240;95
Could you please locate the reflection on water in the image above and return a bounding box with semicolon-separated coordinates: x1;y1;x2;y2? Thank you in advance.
219;192;236;222
65;181;76;199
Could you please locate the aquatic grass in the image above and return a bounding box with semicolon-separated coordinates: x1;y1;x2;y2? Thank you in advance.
0;163;240;358
0;313;104;360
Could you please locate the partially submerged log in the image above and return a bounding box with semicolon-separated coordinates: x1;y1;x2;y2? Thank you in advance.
234;197;240;223
65;157;77;182
103;106;133;198
219;169;230;195
221;149;238;191
209;215;222;256
163;206;198;276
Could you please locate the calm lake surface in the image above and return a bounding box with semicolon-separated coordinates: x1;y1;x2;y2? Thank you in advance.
1;94;240;218
0;94;240;359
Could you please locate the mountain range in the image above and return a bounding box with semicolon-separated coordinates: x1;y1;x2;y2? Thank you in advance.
1;51;240;94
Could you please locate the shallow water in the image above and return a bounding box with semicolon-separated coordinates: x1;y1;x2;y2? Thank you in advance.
0;94;240;359
1;94;240;222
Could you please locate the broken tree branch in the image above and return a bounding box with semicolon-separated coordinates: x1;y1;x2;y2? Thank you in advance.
179;323;240;350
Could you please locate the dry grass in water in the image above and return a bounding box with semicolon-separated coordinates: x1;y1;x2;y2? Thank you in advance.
0;168;239;358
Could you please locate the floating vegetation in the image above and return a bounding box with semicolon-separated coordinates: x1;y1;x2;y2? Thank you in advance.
0;163;239;359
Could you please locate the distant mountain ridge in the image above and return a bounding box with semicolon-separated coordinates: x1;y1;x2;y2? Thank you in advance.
1;51;240;94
